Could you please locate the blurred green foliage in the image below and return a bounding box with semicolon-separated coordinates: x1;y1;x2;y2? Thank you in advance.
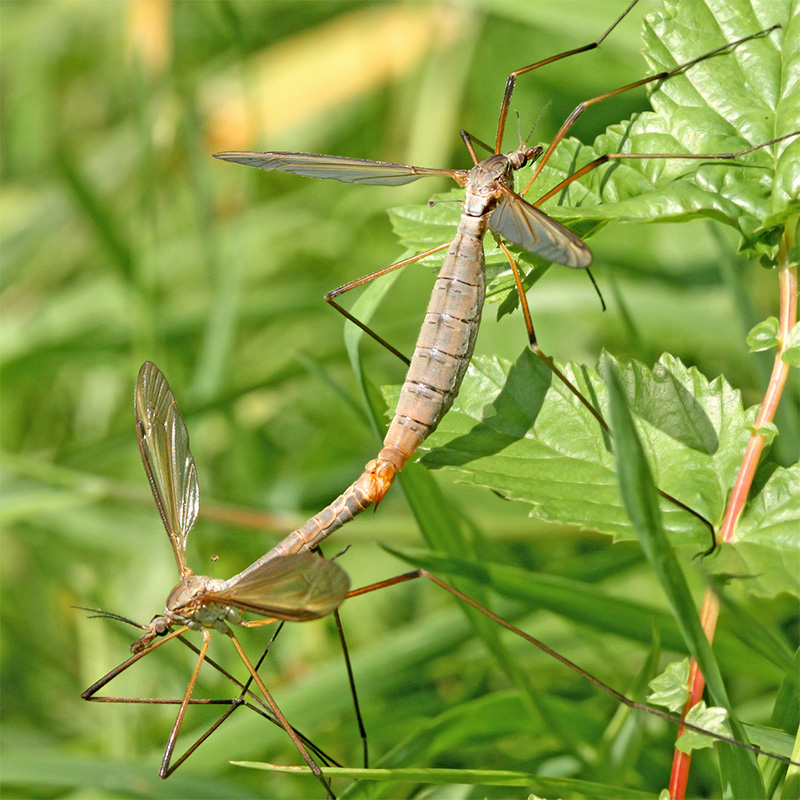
1;1;796;798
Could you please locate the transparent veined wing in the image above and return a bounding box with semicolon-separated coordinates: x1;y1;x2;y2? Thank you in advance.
135;362;198;578
209;553;350;622
490;187;592;269
214;150;457;186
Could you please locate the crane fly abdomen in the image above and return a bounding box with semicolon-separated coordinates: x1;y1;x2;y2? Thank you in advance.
384;220;487;460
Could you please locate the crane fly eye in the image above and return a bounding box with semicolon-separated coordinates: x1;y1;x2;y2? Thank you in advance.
525;146;543;164
148;616;170;636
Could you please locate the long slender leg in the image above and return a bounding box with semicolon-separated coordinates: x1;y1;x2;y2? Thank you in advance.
494;236;718;546
460;129;495;161
161;629;212;778
520;24;783;197
332;608;369;768
82;625;190;703
494;236;602;423
242;599;367;767
533;132;800;209
494;0;639;153
167;630;342;772
325;242;451;366
344;570;797;767
227;630;335;799
83;619;338;773
83;624;274;711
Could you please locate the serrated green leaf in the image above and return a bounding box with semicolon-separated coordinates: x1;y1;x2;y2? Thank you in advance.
701;464;800;598
386;0;798;312
399;349;797;601
675;701;732;754
648;659;692;712
747;316;780;352
403;350;758;549
702;542;800;599
540;0;800;250
735;463;800;547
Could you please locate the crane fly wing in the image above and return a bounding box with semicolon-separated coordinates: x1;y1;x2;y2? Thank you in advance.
214;151;457;186
490;187;592;269
208;553;350;622
134;362;198;578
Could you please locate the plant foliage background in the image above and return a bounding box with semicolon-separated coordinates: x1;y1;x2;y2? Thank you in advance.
1;1;797;799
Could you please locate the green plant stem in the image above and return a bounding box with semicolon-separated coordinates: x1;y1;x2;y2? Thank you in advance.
670;224;799;800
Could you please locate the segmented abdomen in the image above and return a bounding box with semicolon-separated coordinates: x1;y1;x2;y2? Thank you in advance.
379;215;487;472
251;212;489;564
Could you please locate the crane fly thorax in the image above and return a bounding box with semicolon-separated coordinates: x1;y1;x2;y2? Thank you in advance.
462;155;514;217
165;574;239;630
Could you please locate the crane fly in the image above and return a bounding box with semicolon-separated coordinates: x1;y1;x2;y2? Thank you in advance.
81;362;349;797
214;0;797;562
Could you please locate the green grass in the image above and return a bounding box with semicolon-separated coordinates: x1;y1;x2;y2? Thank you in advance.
1;1;797;798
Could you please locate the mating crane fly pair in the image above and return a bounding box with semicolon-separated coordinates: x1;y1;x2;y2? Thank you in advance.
82;1;799;794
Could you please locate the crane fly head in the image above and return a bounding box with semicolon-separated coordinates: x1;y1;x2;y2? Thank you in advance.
506;144;544;172
130;614;172;654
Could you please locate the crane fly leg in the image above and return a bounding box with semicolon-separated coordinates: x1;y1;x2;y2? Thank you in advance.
344;568;799;768
333;608;369;768
325;242;451;366
522;24;784;196
226;630;336;799
83;618;341;774
238;608;368;766
160;629;212;778
533;133;800;209
495;0;639;153
495;236;610;432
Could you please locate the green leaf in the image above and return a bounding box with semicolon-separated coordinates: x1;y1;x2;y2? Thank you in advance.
388;0;799;312
648;659;692;712
407;351;740;545
542;0;800;255
675;702;732;754
234;762;654;799
782;321;800;366
747;316;780;352
602;358;764;796
402;349;798;598
701;463;800;597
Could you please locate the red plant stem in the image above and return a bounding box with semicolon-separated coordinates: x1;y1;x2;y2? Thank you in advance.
669;225;798;800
